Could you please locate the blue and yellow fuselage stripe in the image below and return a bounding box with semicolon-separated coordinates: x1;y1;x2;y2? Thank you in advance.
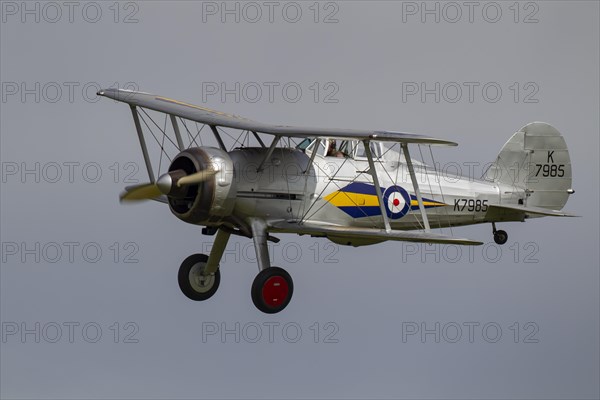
324;182;446;219
324;183;380;217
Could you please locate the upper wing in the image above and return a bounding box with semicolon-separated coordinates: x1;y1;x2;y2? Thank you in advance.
269;221;483;246
98;88;458;146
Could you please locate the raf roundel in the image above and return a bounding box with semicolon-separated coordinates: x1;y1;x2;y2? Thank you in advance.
383;186;411;219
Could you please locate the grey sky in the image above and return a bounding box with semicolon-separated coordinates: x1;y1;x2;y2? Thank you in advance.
1;1;598;399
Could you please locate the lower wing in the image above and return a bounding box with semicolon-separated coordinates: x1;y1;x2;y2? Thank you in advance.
269;221;483;246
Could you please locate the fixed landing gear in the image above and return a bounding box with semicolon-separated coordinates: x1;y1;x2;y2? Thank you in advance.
248;218;293;313
178;254;221;301
178;229;230;302
177;221;294;314
492;223;508;245
251;267;294;314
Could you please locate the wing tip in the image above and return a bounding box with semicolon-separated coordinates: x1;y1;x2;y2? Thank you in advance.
373;131;458;146
97;87;154;100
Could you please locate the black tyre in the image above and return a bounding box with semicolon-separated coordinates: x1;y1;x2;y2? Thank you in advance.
178;254;220;301
494;230;508;245
251;267;294;314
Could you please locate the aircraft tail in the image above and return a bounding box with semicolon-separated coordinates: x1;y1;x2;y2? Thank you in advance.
484;122;573;210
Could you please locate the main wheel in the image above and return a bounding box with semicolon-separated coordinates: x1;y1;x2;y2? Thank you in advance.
493;230;508;245
251;267;293;314
178;254;220;301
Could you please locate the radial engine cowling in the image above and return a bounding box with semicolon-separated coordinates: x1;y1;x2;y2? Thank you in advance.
167;147;236;225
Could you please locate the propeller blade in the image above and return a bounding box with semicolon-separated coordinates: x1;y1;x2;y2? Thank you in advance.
119;183;162;202
177;169;217;187
119;168;215;203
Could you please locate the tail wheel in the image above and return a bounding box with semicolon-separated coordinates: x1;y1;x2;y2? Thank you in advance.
178;253;220;301
251;267;293;314
494;230;508;245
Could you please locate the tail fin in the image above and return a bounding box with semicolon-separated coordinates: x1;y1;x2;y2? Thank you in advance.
485;122;573;210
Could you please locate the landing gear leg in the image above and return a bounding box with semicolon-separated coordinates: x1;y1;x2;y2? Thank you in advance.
205;229;231;275
492;222;508;245
177;228;230;301
248;218;294;314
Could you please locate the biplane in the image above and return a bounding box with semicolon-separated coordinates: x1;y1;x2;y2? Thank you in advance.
98;88;575;313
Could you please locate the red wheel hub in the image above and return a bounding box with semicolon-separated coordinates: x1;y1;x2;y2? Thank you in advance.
262;276;289;307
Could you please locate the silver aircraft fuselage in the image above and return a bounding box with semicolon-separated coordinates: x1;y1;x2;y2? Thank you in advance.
226;147;517;230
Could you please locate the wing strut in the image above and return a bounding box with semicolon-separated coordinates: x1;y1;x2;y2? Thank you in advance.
251;131;266;147
170;114;185;151
209;125;227;151
257;136;280;173
364;140;391;232
401;143;430;231
130;105;155;183
304;139;320;174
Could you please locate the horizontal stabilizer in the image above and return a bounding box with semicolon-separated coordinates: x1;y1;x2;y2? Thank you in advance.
269;221;483;246
486;204;578;221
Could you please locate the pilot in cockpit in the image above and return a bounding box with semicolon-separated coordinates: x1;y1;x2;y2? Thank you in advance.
327;140;344;158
